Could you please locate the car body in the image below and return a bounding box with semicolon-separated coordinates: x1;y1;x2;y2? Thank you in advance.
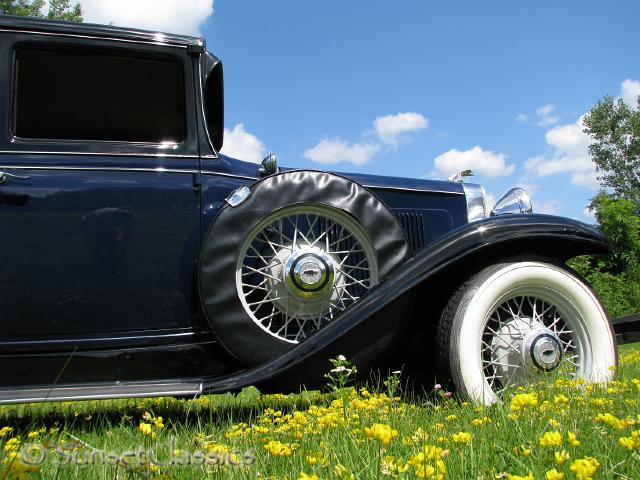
0;17;620;405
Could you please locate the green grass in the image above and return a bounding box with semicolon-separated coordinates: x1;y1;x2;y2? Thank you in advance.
1;343;639;479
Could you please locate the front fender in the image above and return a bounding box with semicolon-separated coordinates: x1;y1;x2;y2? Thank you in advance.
202;214;608;392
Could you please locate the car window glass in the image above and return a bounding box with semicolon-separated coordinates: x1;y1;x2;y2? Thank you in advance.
12;44;186;144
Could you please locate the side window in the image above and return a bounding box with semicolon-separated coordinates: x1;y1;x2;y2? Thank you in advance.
12;44;185;144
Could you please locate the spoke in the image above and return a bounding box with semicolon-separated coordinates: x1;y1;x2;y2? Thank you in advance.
243;265;281;283
335;266;370;289
485;326;521;353
483;359;522;369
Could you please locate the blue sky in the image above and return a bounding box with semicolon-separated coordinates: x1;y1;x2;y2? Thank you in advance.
81;0;640;221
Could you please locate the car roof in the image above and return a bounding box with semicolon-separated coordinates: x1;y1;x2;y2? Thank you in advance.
0;15;203;48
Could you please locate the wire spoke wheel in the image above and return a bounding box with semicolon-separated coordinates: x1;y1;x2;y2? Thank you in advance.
436;262;616;405
236;204;378;343
481;289;581;394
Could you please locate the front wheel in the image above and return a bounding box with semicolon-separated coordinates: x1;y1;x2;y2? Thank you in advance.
436;261;617;405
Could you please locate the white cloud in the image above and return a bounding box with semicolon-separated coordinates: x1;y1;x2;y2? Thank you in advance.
80;0;213;35
433;146;515;179
373;112;429;146
220;123;266;163
524;115;599;188
620;79;640;108
583;206;596;222
536;104;559;127
516;113;529;123
535;198;561;215
304;138;381;166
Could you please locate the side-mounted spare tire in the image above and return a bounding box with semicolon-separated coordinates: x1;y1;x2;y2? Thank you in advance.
199;170;411;366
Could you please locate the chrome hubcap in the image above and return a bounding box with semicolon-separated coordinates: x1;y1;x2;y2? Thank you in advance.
285;249;335;298
483;293;579;393
524;329;562;372
236;205;377;343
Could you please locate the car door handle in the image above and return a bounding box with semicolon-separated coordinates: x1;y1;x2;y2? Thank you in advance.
0;171;31;184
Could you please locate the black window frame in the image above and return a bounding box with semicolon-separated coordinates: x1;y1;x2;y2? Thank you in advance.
4;33;198;158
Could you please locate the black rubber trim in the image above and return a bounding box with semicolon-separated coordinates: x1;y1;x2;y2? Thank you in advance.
198;170;411;366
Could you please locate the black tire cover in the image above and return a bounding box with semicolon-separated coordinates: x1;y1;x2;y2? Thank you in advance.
198;170;411;366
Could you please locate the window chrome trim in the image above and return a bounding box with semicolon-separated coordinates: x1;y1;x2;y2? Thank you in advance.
197;47;219;158
0;165;260;181
363;184;464;196
0;27;191;48
0;150;198;158
0;164;198;174
201;170;258;181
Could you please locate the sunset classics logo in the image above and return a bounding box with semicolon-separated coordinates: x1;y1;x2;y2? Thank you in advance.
18;436;255;469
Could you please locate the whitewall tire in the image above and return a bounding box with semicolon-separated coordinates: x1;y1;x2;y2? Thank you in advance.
436;261;617;405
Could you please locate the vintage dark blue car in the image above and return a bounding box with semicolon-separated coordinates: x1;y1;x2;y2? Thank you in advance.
0;17;622;405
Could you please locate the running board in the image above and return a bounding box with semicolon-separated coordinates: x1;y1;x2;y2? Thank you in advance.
0;381;203;405
613;313;640;345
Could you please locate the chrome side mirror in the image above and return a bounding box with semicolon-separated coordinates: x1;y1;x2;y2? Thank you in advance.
260;153;279;177
491;188;533;216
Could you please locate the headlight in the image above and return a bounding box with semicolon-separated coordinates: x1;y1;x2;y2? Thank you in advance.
491;188;533;216
462;183;487;223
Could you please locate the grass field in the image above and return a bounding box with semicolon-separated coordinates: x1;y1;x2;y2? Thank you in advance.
1;343;638;479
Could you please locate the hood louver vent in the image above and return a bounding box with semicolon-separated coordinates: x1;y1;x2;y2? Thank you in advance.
393;210;426;255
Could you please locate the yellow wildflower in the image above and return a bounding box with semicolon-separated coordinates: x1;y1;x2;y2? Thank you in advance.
299;473;318;480
0;426;13;437
334;464;355;480
554;449;570;464
452;432;471;444
513;446;531;457
263;440;295;456
618;430;640;451
545;468;564;480
138;422;156;438
569;457;600;480
594;412;628;429
507;474;534;480
445;414;457;421
510;393;538;411
364;423;399;446
539;431;563;447
306;453;329;467
471;417;491;427
554;394;569;404
380;455;410;476
567;431;580;446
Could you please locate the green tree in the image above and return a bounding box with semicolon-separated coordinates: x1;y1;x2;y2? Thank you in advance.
1;0;82;22
583;95;640;206
570;192;640;317
570;94;640;317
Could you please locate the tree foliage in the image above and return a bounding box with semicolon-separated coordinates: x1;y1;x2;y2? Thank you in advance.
571;94;640;317
569;192;640;317
583;95;640;206
0;0;82;22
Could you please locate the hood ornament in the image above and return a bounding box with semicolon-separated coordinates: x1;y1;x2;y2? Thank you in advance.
448;169;474;183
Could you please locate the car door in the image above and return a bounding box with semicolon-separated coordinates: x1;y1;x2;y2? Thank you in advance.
0;31;201;348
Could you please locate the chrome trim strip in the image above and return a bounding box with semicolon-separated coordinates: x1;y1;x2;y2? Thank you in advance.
0;165;197;174
0;382;203;405
197;53;219;158
201;170;258;181
0;27;190;48
0;150;198;158
363;184;464;195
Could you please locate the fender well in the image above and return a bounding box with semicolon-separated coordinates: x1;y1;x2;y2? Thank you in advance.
201;214;608;392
